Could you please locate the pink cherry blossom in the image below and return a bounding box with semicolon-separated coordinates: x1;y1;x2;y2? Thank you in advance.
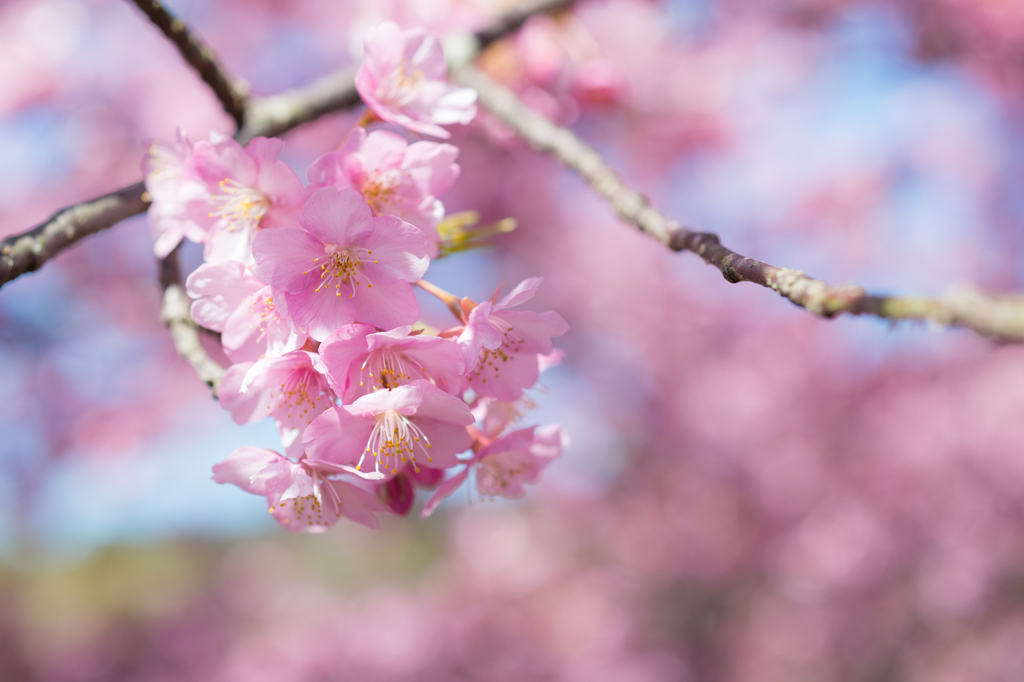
355;21;477;139
143;128;210;258
421;425;568;517
212;446;384;532
192;134;307;264
456;277;569;401
218;351;333;458
186;262;308;363
304;379;473;479
308;127;460;250
252;186;430;340
318;323;464;402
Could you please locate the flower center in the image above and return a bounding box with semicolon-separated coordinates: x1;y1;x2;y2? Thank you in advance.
357;410;433;475
306;249;375;298
476;451;533;499
209;179;269;233
248;290;278;341
380;63;427;106
358;348;429;392
269;368;327;421
360;171;400;214
465;316;529;384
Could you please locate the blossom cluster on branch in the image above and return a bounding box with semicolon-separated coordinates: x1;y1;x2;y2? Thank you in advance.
143;22;569;532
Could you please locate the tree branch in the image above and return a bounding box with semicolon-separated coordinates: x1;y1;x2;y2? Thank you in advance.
159;246;226;396
0;182;149;286
128;0;248;127
454;64;1024;342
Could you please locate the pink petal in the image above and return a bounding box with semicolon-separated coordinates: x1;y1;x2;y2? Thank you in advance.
496;277;543;310
360;130;409;172
299;186;375;246
415;418;472;469
376;333;465;395
283;288;357;342
252;459;314;500
245;137;305;205
428;86;478;125
251;227;323;292
361;215;431;285
402;141;460;197
218;363;269;425
462;350;540;402
363;22;404;79
352;280;420;330
328;479;383;529
404;29;445;79
303;407;375;466
410;380;474;425
457;302;503;368
420;466;470;518
495;309;569;354
212;446;281;495
186;261;260;332
318;323;375;397
347;383;423;418
193;135;257;187
308;128;365;189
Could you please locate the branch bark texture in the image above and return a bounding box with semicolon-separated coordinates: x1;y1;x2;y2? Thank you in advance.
159;247;226;396
129;0;249;127
455;64;1024;342
0;182;149;287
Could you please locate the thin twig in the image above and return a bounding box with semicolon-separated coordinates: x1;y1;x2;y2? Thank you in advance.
159;246;226;396
0;2;577;291
128;0;248;127
455;64;1024;342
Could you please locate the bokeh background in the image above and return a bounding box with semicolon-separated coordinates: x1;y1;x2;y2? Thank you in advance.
3;0;1024;679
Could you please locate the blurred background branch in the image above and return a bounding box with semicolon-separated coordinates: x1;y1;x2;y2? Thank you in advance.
457;63;1024;342
128;0;249;127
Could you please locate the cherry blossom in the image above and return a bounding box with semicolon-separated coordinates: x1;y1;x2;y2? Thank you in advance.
419;395;566;516
212;446;384;532
251;186;430;339
192;134;307;264
318;323;464;402
355;21;477;138
218;351;333;458
143;128;210;258
303;380;473;479
456;277;568;401
308;127;460;251
186;261;308;363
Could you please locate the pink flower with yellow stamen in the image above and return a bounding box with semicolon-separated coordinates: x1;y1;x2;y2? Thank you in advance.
252;187;430;340
304;380;473;480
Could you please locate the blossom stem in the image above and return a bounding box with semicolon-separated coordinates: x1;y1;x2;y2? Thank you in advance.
354;108;380;128
414;279;465;322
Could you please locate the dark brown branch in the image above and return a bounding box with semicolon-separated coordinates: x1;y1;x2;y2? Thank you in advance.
474;0;578;49
0;182;149;286
128;0;248;127
455;64;1024;342
159;246;226;396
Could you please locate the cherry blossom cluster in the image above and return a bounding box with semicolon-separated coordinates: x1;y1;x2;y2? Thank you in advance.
143;22;568;533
